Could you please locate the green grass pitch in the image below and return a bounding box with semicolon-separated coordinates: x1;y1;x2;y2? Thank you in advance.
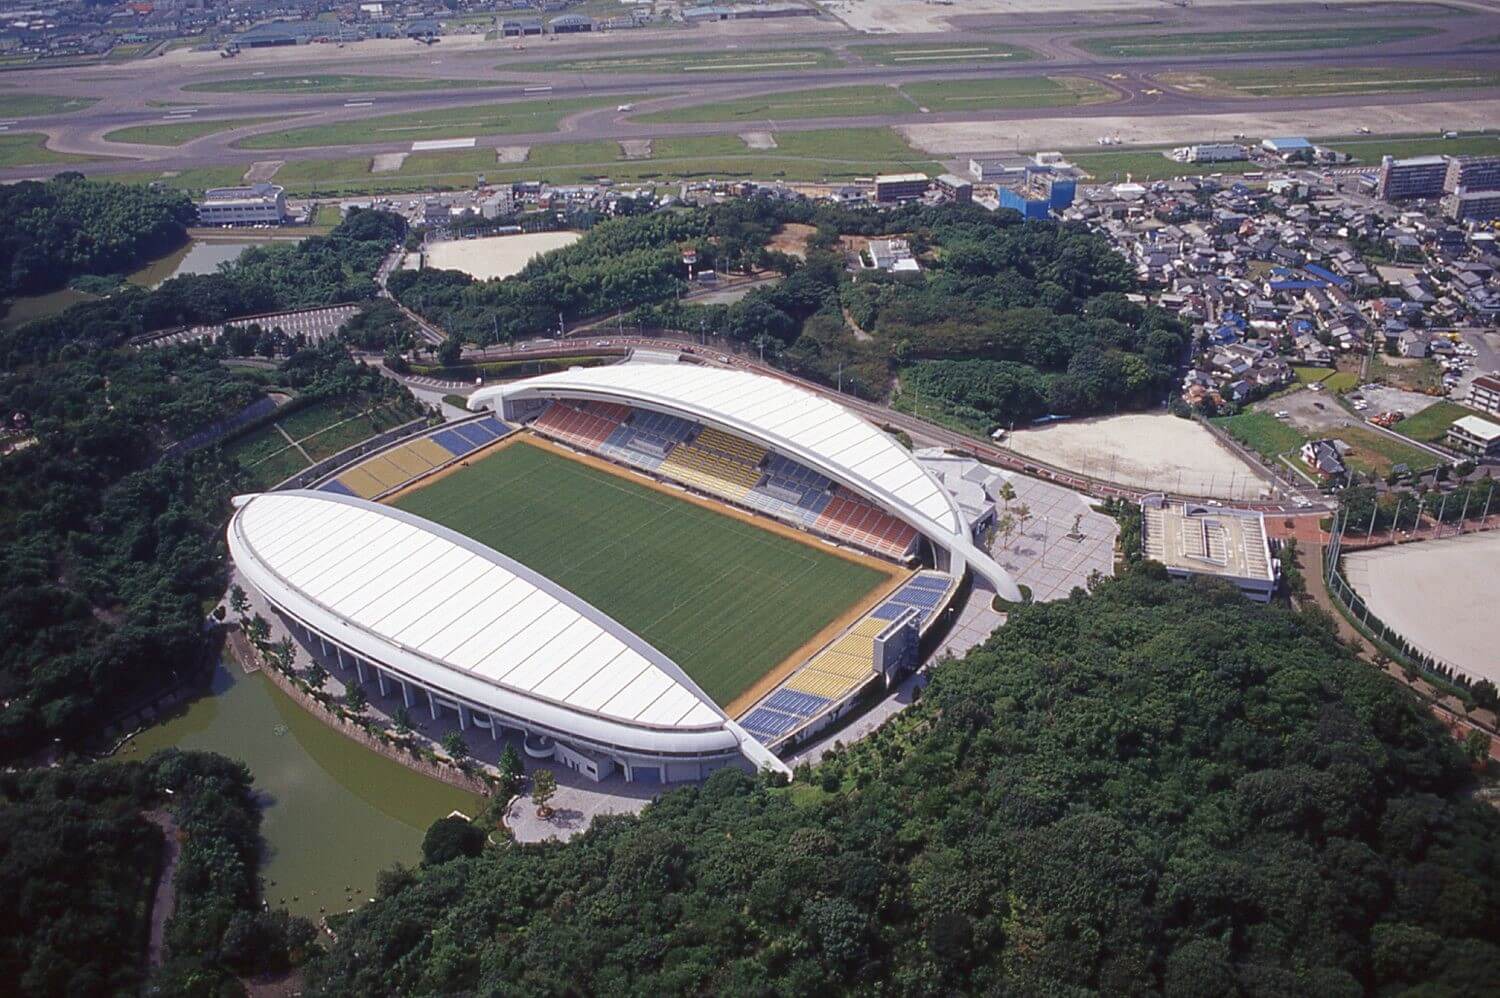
391;439;892;707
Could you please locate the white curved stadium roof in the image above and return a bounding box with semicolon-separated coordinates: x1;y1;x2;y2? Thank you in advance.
470;363;1021;601
229;489;783;770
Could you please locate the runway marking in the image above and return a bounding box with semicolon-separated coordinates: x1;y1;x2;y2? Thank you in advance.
681;59;822;71
411;137;475;151
887;53;1017;63
344;100;374;108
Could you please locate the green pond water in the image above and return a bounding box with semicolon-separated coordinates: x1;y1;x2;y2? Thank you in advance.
120;662;483;918
127;237;283;288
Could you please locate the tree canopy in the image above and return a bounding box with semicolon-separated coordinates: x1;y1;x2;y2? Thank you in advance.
304;569;1500;995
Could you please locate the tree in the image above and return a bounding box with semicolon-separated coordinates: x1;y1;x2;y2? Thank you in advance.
442;731;470;766
420;816;484;865
531;769;558;818
998;481;1017;510
229;585;249;616
304;664;328;691
498;744;524;791
344;685;368;715
393;706;412;735
247;614;271;646
436;337;462;368
1464;729;1492;766
275;637;297;672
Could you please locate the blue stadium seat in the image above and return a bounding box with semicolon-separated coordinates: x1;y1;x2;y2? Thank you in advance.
765;689;830;718
431;429;478;457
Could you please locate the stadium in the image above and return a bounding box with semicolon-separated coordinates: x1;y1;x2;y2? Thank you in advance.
228;362;1020;785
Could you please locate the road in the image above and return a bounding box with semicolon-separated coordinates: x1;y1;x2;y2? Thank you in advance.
5;5;1500;181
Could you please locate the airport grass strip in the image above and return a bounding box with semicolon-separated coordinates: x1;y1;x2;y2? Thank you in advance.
183;75;502;94
1077;26;1435;59
519;48;841;75
236;95;638;150
104;115;286;147
392;439;889;707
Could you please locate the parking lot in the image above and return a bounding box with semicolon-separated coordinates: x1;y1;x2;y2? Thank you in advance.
139;304;360;349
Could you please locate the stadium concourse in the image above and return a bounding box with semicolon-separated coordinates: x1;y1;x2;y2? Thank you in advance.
228;364;1019;786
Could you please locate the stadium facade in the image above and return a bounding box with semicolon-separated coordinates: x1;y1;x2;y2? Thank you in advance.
230;364;1018;784
229;490;784;784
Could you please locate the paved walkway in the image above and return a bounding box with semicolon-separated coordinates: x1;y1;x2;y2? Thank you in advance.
991;472;1118;602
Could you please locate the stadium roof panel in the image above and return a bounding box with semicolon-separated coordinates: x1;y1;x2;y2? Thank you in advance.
229;490;785;769
471;363;965;534
470;363;1023;601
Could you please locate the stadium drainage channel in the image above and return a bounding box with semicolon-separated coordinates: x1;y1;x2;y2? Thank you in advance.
118;660;483;919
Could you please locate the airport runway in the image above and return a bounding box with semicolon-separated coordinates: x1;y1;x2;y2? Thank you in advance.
5;3;1500;180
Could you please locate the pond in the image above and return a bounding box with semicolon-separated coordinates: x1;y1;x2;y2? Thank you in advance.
423;230;582;281
0;286;94;329
119;662;483;918
128;237;294;288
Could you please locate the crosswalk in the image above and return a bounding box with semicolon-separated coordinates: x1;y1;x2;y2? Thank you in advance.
135;304;360;350
406;375;469;391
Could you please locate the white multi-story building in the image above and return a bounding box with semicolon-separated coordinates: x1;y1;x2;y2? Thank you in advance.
196;183;287;226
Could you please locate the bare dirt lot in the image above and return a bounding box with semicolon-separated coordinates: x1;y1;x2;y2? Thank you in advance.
1003;411;1274;500
1342;531;1500;686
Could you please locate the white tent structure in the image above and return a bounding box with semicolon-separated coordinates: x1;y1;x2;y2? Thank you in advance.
229;490;785;784
469;363;1022;602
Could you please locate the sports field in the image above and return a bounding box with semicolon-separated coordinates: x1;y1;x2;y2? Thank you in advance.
391;439;893;707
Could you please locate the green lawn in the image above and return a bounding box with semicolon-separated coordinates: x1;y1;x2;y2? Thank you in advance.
1077;26;1435;58
0;93;97;117
1165;66;1500;100
0;132;100;167
104;115;284;147
522;48;839;74
224;398;383;488
184;74;501;94
393;439;890;707
1212;411;1308;460
1327;132;1500;164
851;41;1036;65
237;95;634;149
110;166;250;192
1332;424;1439;475
903;75;1114;112
1395;400;1487;444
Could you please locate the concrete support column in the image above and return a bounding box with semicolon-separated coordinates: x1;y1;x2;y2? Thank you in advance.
457;704;470;731
427;689;438;720
334;646;346;670
376;670;390;697
401;680;413;709
355;658;367;684
488;714;498;740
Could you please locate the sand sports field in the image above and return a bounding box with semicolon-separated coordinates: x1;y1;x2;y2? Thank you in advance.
1003;411;1274;500
1342;531;1500;686
423;231;581;281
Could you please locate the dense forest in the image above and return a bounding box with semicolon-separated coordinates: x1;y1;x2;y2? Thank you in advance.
0;174;195;298
0;207;406;366
306;568;1500;995
390;199;1186;423
0;749;313;996
0;341;413;762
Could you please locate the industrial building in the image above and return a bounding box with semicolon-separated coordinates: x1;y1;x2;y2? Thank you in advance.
548;13;592;32
1185;143;1247;164
997;164;1076;220
1446;414;1500;457
873;173;930;204
968;156;1024;183
934;173;973;203
1261;136;1313;161
1377;155;1449;201
1140;495;1279;602
500;17;543;35
196;183;287;226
